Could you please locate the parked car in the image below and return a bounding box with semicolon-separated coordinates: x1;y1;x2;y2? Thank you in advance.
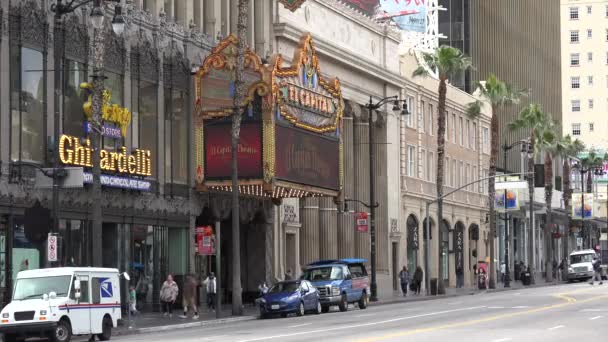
302;259;369;313
567;249;597;282
0;267;125;342
258;280;321;318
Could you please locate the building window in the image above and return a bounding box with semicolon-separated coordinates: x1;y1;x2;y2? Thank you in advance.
165;89;188;183
451;113;456;143
473;166;478;191
465;164;471;190
606;4;608;17
459;161;464;187
445;112;450;142
420;149;426;179
570;7;579;19
445;157;450;186
606;29;608;41
588;52;593;62
572;100;581;112
427;152;434;182
472;122;477;151
419;100;425;133
571;76;580;88
451;160;457;188
429;103;434;135
482;127;489;154
588;75;594;85
587;5;592;14
10;47;46;163
570;30;579;43
572;123;581;136
587;29;593;39
459;117;464;146
588;99;594;109
571;53;580;66
466;119;471;149
407;145;416;177
589;122;594;132
406;96;415;127
63;61;87;137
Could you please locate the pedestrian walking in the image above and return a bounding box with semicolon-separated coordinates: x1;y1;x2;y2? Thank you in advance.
414;266;423;295
398;266;409;296
203;272;217;311
500;263;506;283
456;265;464;288
284;269;293;280
180;274;200;319
558;259;565;281
589;256;603;286
128;285;138;316
160;274;179;317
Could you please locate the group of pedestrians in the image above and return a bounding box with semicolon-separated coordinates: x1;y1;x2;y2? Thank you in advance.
398;266;424;296
128;272;218;320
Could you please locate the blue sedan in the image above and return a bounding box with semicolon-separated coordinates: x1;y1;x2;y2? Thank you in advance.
259;280;322;318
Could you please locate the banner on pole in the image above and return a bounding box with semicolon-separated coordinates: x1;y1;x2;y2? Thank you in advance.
196;226;216;255
355;212;369;233
572;193;594;220
494;190;519;211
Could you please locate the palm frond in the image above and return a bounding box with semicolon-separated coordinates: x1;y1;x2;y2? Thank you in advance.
412;66;430;78
465;100;482;119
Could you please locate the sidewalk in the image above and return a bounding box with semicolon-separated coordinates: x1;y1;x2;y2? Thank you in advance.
115;280;562;337
114;306;258;337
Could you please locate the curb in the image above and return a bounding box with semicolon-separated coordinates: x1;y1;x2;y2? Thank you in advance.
114;315;256;337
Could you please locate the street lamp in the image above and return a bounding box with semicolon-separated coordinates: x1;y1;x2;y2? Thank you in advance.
501;140;531;288
365;95;409;302
51;0;126;267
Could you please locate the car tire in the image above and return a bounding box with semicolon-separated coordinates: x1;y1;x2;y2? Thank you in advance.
338;294;348;312
321;305;330;313
296;302;305;317
3;333;17;342
259;309;267;319
281;313;288;318
315;301;322;314
51;319;72;342
358;292;368;309
97;316;113;341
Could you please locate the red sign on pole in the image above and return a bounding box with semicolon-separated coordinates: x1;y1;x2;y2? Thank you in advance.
355;212;369;233
196;226;216;255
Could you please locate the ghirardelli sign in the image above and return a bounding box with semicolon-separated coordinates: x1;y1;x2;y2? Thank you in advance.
271;33;344;134
275;125;339;190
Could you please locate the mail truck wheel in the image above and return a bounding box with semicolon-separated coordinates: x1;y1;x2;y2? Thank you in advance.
98;316;113;341
51;319;72;342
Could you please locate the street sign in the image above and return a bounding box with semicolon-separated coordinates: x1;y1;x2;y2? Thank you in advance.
47;234;58;262
356;212;368;233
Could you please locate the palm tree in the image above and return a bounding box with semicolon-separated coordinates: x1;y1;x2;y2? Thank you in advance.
555;135;585;279
466;74;525;289
413;46;472;294
508;103;552;282
230;0;249;315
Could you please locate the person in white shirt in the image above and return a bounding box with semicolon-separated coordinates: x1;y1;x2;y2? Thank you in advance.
203;273;217;311
500;263;506;283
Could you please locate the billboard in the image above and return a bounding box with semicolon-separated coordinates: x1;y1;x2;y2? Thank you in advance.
342;1;427;33
204;123;262;179
275;125;340;190
572;193;594;220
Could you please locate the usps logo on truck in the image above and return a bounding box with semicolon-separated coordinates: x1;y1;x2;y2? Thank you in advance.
99;278;113;298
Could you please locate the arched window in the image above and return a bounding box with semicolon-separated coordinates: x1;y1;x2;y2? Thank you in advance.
102;24;126;151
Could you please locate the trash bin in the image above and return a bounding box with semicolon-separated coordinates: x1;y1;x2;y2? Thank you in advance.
430;278;438;295
522;272;531;285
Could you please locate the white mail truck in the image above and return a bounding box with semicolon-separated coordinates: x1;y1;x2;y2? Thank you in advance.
0;267;126;342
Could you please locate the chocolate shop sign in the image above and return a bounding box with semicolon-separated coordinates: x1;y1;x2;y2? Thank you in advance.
59;134;153;191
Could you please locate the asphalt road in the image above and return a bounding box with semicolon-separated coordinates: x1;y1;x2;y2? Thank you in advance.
111;282;608;342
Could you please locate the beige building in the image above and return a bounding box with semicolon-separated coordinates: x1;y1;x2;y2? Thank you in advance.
399;54;491;289
560;0;608;149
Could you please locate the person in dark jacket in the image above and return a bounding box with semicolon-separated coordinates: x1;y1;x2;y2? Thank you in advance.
398;266;409;296
590;256;603;286
413;266;423;295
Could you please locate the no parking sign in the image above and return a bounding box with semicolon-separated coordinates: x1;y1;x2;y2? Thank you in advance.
47;234;58;262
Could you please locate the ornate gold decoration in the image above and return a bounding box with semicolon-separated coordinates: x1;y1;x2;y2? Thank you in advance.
81;82;132;137
279;0;307;12
271;33;344;133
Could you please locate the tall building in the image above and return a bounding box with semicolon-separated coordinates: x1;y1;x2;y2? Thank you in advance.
438;0;562;174
560;0;608;150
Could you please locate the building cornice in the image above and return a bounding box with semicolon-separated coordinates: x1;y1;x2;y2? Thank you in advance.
274;22;405;91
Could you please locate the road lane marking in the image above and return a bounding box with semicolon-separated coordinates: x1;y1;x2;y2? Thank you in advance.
590;316;602;320
289;323;311;328
354;314;374;318
488;306;505;309
232;306;485;342
512;306;530;309
199;335;228;341
354;294;608;342
492;338;512;342
548;325;564;331
448;301;462;305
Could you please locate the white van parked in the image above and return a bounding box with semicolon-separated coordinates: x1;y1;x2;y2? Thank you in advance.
567;249;597;282
0;267;127;342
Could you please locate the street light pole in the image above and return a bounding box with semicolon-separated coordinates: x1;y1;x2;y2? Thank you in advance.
364;95;408;302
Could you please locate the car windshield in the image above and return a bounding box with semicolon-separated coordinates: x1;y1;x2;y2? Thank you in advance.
13;276;72;300
269;282;299;294
570;254;594;264
302;266;344;281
